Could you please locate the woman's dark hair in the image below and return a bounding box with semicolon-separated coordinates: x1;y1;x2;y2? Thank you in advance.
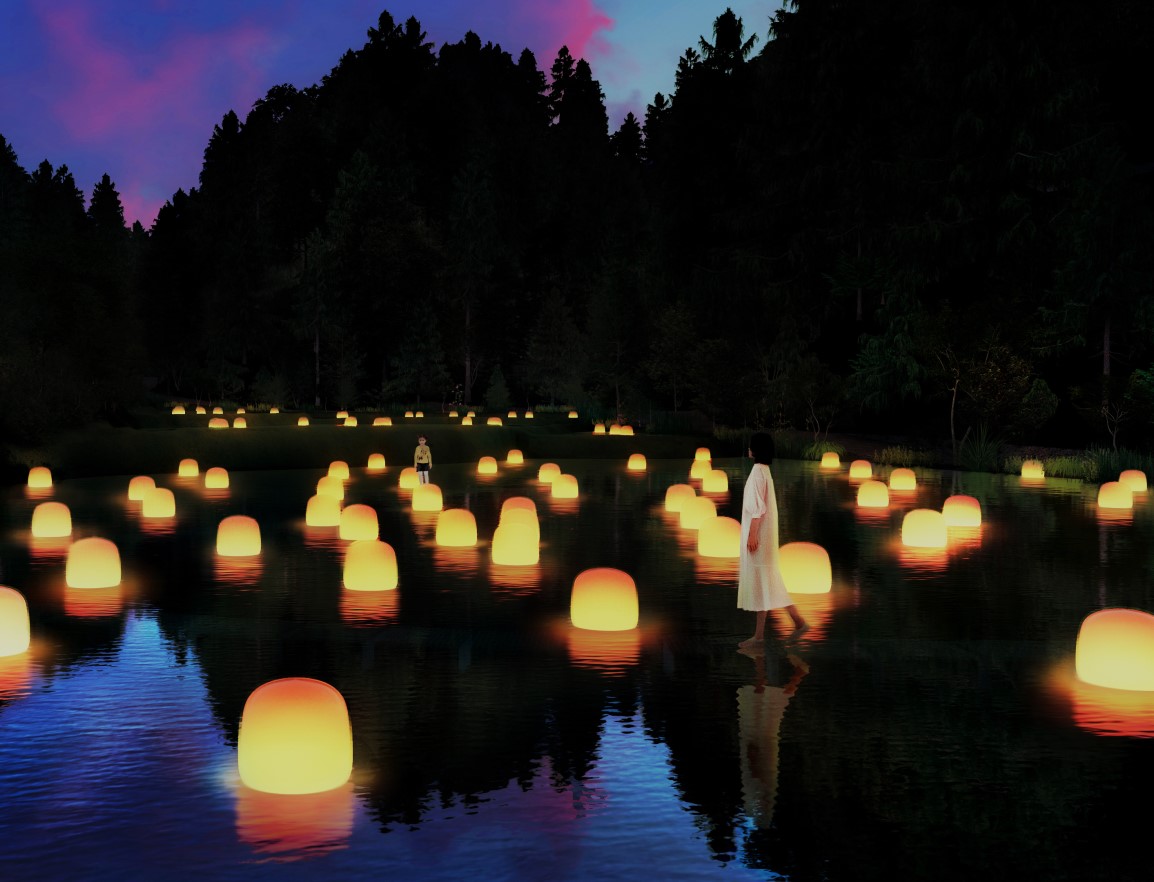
749;432;775;465
418;435;427;443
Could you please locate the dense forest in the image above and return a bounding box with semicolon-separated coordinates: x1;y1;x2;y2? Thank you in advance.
2;0;1153;452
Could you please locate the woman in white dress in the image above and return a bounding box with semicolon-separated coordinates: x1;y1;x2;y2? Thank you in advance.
738;432;808;648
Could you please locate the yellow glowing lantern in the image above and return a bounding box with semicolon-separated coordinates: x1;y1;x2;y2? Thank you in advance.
327;461;350;480
343;416;358;427
902;509;947;548
679;495;716;530
570;568;638;631
593;423;606;435
461;416;473;425
367;453;386;472
467;410;476;418
778;542;832;593
849;460;872;479
538;463;561;483
568;410;579;419
506;449;524;465
217;515;261;556
501;496;538;518
608;424;623;436
525;411;534;419
477;456;499;475
500;507;540;543
820;452;841;469
237;678;352;795
178;458;199;478
27;467;52;489
339;504;379;541
627;454;647;471
336;410;349;420
237;408;245;414
1119;469;1147;493
171;405;185;415
212;406;223;415
399;467;419;489
31;501;71;538
889;468;917;491
664;483;696;513
412;483;443;512
1021;459;1045;479
1098;482;1134;510
306;494;341;528
65;537;121;588
208;417;229;429
694;447;711;462
436;509;478;547
620;425;635;436
487;416;503;426
857;480;889;508
507;410;517;419
415;411;424;418
0;586;30;657
1076;608;1154;691
702;469;729;493
128;475;155;502
142;487;176;518
233;417;247;429
698;516;740;558
404;410;414;418
372;416;392;426
269;407;279;414
195;406;206;415
689;459;712;481
551;474;579;499
449;410;459;418
343;539;398;591
316;475;345;501
942;495;982;527
491;522;539;565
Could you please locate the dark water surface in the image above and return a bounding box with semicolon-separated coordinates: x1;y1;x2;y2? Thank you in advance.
2;458;1153;881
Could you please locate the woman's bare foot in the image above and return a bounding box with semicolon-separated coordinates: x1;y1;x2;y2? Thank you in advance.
785;622;810;643
738;636;761;650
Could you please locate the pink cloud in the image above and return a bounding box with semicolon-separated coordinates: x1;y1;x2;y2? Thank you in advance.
514;0;614;63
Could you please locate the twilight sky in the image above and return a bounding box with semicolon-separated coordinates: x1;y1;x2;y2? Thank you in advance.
0;0;778;228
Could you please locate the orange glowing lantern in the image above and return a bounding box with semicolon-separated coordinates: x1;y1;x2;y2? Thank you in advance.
487;416;503;426
820;452;841;469
525;411;534;419
208;418;229;429
889;468;917;491
217;515;261;556
367;453;386;472
491;521;539;565
702;469;729;493
142;487;176;518
316;476;345;501
412;483;443;512
128;475;155;501
404;410;414;418
297;416;310;426
857;480;889;508
461;416;473;425
398;467;419;489
538;463;561;483
942;495;982;527
689;459;712;481
269;407;279;414
178;458;199;478
778;542;832;593
336;411;349;420
593;423;606;435
66;537;121;588
570;568;638;631
568;410;578;419
204;467;229;490
694;447;712;462
467;410;476;418
501;496;537;518
477;456;499;475
343;539;398;591
436;509;478;547
306;494;341;528
507;410;517;419
902;509;947;548
1098;482;1133;510
679;496;716;529
506;449;524;465
31;502;71;538
343;416;358;427
449;410;459;418
551;474;579;499
27;467;52;489
171;405;185;415
212;406;224;415
339;504;379;541
237;678;352;794
195;406;207;415
1119;469;1147;493
327;461;350;481
0;586;30;657
608;424;623;436
500;508;540;543
372;416;392;426
1021;459;1045;479
664;483;696;513
237;408;246;414
849;460;872;479
698;516;740;558
627;454;647;472
233;417;247;429
415;411;424;418
1075;609;1154;691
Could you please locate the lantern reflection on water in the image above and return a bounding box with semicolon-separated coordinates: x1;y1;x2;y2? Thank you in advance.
1076;608;1154;692
217;515;261;556
436;509;478;547
343;539;398;591
570;568;638;631
778;542;832;593
235;781;355;861
339;504;378;541
66;537;121;588
31;502;71;538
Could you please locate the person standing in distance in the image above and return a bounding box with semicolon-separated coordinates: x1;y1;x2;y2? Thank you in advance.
414;435;432;484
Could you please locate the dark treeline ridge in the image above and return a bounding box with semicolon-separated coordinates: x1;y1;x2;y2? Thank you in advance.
2;1;1153;452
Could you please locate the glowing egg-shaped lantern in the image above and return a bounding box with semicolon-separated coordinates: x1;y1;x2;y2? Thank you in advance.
398;467;419;489
593;423;606;435
889;468;917;491
902;509;947;548
336;411;349;420
65;537;121;588
849;460;872;479
857;480;889;508
128;475;155;501
621;425;635;436
1075;609;1154;691
551;474;579;499
506;449;524;465
570;568;638;631
778;542;832;594
525;411;534;419
664;483;696;513
212;406;223;415
372;416;392;426
27;467;52;489
328;461;350;481
436;509;478;547
269;407;279;414
698;516;741;558
316;475;345;501
467;410;476;418
627;454;647;472
195;406;207;415
500;508;540;543
942;494;982;527
1120;469;1148;493
171;405;185;415
343;416;358;427
449;410;459;418
178;458;199;478
0;586;31;657
507;410;517;419
487;416;503;426
412;483;443;512
237;678;352;794
367;453;386;472
339;504;379;541
820;452;841;469
142;487;176;518
297;416;310;426
343;539;398;591
1098;482;1134;510
608;424;623;436
306;494;341;527
1021;459;1045;479
461;417;474;426
491;521;539;565
237;408;246;414
679;495;716;530
415;411;424;418
31;502;71;538
404;410;414;418
217;515;261;556
501;496;537;518
694;447;712;462
702;469;729;493
477;456;498;475
568;410;578;419
538;463;561;483
689;459;712;481
233;417;247;429
208;418;229;429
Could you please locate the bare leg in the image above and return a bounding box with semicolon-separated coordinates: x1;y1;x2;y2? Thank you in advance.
784;605;810;642
739;610;768;649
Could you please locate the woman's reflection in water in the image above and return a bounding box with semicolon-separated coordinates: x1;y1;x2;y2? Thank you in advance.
736;647;809;830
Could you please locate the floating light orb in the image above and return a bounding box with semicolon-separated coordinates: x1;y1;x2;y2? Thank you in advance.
679;496;716;529
31;502;71;538
372;416;392;426
212;406;223;415
698;516;740;558
538;463;561;483
778;542;832;593
343;539;398;591
889;468;917;491
627;454;647;472
217;515;261;556
306;494;341;527
820;452;841;469
942;495;982;527
404;410;414;418
1119;469;1147;493
593;423;606;435
506;449;524;465
477;456;498;475
208;418;229;429
551;474;579;499
568;410;578;419
1076;609;1154;691
343;416;358;427
65;537;121;588
570;568;638;631
1021;459;1045;479
694;447;712;462
856;480;889;508
902;509;947;548
664;483;696;513
297;416;310;427
689;459;712;481
0;586;30;657
849;460;873;479
269;407;279;414
399;467;419;489
461;417;473;426
171;405;185;415
702;469;729;493
141;487;176;518
336;411;349;420
436;509;478;547
195;406;207;415
316;476;345;501
128;475;156;501
339;504;379;541
233;417;247;429
487;416;502;426
27;467;52;489
491;521;539;565
366;453;386;472
1098;482;1134;510
178;458;199;478
412;483;443;512
237;678;353;795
